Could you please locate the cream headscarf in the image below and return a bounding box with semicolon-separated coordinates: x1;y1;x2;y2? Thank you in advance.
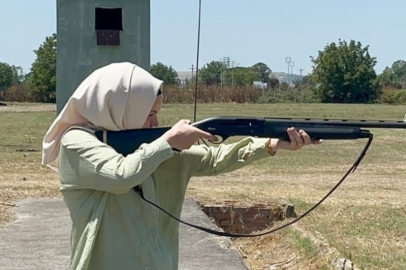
42;62;163;172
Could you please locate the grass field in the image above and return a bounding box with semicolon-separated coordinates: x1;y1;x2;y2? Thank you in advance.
1;102;406;270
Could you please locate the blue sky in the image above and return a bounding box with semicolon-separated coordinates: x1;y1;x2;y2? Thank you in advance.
0;0;404;76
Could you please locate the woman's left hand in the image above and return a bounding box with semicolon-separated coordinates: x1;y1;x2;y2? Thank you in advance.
272;127;323;151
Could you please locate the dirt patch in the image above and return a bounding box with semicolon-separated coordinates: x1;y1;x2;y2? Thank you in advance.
200;202;289;234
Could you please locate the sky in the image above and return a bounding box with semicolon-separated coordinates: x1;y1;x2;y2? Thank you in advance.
0;0;405;76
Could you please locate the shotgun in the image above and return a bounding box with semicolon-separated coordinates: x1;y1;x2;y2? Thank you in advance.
93;116;406;238
94;116;406;156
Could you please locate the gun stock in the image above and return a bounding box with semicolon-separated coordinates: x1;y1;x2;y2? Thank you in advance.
95;117;406;156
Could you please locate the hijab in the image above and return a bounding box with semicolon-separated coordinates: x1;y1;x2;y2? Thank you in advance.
42;62;163;172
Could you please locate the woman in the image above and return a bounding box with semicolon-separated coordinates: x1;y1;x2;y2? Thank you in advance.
42;62;321;270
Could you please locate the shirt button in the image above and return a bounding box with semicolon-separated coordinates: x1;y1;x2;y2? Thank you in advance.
141;239;146;244
144;266;149;270
136;213;140;218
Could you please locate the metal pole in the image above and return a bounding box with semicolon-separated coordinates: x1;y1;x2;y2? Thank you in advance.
193;0;202;122
285;57;291;88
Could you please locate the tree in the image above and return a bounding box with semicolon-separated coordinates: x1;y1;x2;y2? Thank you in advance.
392;60;406;84
268;76;279;89
29;33;57;103
251;62;272;83
310;39;379;103
0;63;21;100
292;75;313;90
0;62;15;101
378;67;400;89
225;66;259;86
377;60;406;89
198;61;225;85
10;65;25;84
0;62;28;102
150;62;179;85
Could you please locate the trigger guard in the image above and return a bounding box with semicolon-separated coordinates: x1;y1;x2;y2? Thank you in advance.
209;135;226;144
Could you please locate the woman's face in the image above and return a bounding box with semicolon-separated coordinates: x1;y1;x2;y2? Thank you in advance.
142;94;163;129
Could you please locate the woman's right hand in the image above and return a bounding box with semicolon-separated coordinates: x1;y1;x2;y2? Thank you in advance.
161;119;218;150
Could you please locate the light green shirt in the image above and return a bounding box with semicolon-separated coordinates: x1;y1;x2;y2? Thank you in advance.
58;128;272;270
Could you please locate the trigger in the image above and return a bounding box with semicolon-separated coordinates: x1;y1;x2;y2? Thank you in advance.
210;135;224;144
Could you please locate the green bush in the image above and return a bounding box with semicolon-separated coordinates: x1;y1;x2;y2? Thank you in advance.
379;89;406;104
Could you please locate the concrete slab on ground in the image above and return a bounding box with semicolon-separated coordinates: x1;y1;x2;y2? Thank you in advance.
0;198;249;270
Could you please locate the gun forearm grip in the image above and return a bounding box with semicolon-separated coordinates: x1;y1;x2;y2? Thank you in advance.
265;122;371;140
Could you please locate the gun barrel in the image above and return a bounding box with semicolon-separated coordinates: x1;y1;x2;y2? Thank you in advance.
264;117;406;129
193;116;406;129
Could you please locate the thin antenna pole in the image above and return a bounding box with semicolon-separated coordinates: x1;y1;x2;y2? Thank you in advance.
193;0;202;122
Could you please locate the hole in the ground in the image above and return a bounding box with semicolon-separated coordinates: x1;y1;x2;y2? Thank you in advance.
200;201;297;234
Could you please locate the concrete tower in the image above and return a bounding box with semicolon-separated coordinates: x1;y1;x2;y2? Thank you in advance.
56;0;151;114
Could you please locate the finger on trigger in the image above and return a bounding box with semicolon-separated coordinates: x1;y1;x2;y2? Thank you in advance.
199;130;218;141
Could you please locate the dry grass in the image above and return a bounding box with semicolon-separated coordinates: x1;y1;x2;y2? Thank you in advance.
1;102;406;269
0;171;60;225
0;105;60;226
0;102;55;112
188;169;406;269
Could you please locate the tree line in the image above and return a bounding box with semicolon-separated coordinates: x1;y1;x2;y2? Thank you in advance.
1;34;406;104
149;59;278;88
0;34;56;103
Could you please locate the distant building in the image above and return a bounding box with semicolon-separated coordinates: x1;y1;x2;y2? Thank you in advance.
176;71;193;87
270;72;303;86
253;81;268;89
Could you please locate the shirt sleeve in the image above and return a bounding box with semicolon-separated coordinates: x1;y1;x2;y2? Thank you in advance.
59;128;174;194
184;137;272;177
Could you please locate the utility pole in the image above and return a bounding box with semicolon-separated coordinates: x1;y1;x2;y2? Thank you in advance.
188;65;195;88
190;64;195;86
285;57;291;88
230;60;237;86
289;61;295;86
220;56;230;91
